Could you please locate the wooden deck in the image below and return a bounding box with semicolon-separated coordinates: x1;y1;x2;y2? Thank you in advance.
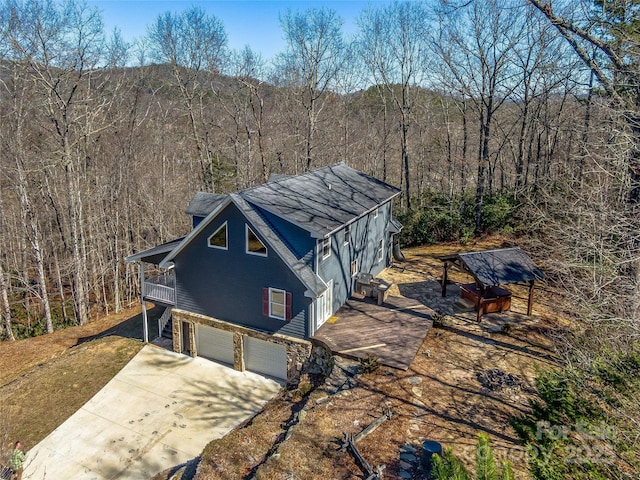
312;295;434;370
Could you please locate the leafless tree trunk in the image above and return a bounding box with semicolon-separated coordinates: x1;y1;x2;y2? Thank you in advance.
277;7;345;172
357;1;430;210
0;262;13;340
0;192;14;341
530;0;640;205
148;7;228;191
431;0;526;232
16;162;53;332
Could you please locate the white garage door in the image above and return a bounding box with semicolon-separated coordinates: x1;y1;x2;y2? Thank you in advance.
244;337;287;381
197;325;234;366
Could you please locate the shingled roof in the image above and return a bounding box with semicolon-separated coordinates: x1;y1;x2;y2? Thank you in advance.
231;194;327;297
128;163;401;298
125;237;184;264
185;192;227;217
458;247;545;287
240;163;400;237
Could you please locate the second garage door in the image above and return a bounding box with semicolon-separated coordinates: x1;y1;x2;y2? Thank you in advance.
244;337;287;381
197;325;234;366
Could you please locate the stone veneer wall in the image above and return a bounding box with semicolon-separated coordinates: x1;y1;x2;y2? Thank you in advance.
171;308;313;382
305;341;334;377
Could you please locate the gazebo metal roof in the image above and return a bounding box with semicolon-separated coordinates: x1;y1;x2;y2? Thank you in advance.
440;247;545;319
456;247;545;288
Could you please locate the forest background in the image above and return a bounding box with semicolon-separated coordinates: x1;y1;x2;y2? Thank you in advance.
0;0;638;477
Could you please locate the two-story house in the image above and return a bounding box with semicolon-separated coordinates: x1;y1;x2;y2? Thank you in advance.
126;163;401;381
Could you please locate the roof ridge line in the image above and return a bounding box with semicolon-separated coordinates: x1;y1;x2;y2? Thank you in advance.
240;162;349;192
459;246;520;255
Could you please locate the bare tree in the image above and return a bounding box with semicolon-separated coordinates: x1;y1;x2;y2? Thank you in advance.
527;0;640;319
530;0;640;204
431;0;526;232
511;5;577;192
233;47;269;183
0;21;54;332
276;7;346;171
214;46;269;188
0;194;15;340
357;1;430;210
2;0;127;325
148;6;228;191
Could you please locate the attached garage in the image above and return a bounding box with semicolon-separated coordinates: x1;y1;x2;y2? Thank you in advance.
196;325;234;366
244;336;287;381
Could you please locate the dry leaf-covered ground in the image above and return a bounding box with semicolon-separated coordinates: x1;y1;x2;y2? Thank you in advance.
193;239;564;480
1;239;564;479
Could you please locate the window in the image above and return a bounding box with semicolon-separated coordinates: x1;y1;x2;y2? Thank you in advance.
373;207;379;219
344;225;351;245
263;287;292;321
351;260;358;277
376;239;384;263
270;288;285;319
246;225;267;256
208;222;228;250
322;237;331;259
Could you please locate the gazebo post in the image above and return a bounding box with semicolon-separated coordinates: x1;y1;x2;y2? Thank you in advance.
527;280;535;316
476;284;484;322
441;261;449;297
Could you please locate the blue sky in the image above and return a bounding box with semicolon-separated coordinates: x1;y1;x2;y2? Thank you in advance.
90;1;394;62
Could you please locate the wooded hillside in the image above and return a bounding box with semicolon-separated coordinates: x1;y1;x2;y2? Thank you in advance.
1;0;639;477
1;0;636;338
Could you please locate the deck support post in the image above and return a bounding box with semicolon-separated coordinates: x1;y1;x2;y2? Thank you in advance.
140;262;148;343
527;280;535;316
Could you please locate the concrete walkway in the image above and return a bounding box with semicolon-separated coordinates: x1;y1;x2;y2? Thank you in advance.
23;345;282;479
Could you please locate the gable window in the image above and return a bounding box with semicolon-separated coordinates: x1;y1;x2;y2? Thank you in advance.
322;237;331;259
351;260;358;277
377;239;384;263
262;287;292;321
344;225;351;245
246;225;267;256
208;222;228;250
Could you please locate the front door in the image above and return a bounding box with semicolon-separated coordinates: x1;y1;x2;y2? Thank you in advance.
316;280;333;330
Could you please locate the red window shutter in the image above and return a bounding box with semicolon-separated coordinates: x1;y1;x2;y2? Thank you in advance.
262;288;269;316
285;292;292;321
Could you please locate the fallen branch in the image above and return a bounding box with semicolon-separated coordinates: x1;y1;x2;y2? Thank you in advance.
342;433;385;479
338;407;392;479
354;407;393;443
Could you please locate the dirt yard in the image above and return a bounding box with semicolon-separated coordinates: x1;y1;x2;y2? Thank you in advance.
193;239;564;480
0;239;564;480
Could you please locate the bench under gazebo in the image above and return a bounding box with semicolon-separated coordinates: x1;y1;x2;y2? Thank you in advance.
439;247;545;321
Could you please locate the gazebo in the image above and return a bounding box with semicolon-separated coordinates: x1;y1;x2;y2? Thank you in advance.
439;247;545;321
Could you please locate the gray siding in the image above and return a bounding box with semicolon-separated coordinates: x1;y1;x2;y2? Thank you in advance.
174;203;310;339
317;202;394;315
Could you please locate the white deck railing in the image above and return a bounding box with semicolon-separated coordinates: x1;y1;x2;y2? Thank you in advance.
143;274;176;305
157;307;173;338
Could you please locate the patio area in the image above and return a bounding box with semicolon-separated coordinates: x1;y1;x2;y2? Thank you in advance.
312;257;543;371
312;294;434;370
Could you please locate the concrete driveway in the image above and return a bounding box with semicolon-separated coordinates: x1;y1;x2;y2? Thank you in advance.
23;345;282;479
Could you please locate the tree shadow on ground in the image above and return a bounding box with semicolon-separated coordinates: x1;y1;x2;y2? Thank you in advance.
76;305;164;345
